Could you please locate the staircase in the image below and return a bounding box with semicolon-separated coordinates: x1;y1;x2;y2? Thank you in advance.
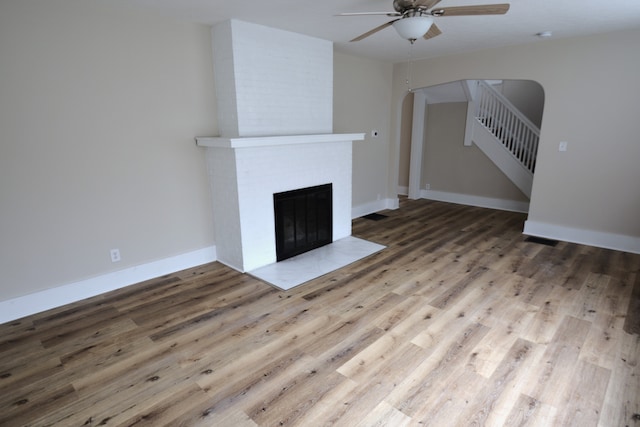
468;80;540;198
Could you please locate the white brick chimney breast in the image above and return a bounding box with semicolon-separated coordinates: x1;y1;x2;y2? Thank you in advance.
197;20;364;273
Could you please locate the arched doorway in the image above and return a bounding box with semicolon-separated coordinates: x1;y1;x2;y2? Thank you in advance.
398;79;545;213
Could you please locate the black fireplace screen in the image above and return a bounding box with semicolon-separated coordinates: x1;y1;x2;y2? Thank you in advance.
273;183;333;262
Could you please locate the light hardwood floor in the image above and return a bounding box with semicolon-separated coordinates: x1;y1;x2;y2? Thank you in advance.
1;198;639;426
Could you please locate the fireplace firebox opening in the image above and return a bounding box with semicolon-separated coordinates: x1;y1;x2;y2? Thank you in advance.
274;184;333;262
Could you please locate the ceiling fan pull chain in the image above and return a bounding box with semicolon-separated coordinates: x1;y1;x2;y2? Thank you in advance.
406;42;414;91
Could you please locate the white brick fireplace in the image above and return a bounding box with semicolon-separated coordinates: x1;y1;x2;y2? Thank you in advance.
197;133;364;272
197;20;374;277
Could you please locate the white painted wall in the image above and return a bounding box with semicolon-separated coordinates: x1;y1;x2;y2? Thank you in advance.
497;80;545;128
422;102;529;202
333;52;396;216
0;0;217;302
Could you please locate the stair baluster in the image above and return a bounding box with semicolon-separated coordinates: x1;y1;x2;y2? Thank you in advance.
474;80;540;174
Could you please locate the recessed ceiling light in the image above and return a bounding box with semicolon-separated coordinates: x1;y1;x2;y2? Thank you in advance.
536;31;553;38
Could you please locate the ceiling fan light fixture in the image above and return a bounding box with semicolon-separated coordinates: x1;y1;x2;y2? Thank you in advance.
392;16;434;41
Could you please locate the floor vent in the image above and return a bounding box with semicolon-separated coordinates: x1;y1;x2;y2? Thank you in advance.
524;236;559;247
362;213;388;221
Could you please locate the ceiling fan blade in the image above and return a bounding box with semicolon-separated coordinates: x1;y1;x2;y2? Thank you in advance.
433;3;510;16
350;20;398;42
423;23;442;40
336;12;400;16
414;0;443;9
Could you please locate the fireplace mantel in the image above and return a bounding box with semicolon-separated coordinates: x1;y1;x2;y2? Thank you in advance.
196;133;364;149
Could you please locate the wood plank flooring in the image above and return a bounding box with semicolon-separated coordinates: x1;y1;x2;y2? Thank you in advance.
1;198;640;426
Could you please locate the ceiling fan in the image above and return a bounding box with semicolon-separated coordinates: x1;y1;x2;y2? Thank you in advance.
338;0;510;44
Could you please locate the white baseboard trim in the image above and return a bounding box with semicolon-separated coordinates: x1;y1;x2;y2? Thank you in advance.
352;198;400;219
421;189;530;213
397;186;409;196
524;221;640;255
0;246;217;325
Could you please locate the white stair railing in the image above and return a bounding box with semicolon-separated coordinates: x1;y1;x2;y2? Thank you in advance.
474;80;540;173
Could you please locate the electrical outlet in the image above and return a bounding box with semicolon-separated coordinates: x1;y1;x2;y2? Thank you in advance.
110;248;121;263
425;183;431;190
559;141;568;152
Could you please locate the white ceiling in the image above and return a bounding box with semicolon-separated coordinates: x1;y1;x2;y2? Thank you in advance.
111;0;640;63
